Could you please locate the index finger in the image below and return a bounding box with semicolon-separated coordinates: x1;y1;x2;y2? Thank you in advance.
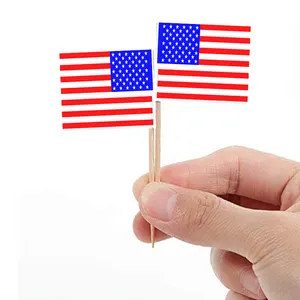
133;146;300;207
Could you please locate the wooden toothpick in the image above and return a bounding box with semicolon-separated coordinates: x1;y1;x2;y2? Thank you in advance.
149;127;155;248
150;101;161;248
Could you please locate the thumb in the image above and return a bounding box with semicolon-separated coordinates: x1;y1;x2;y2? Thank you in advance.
139;182;279;263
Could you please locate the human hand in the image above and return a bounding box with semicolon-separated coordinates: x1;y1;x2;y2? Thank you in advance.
132;146;300;300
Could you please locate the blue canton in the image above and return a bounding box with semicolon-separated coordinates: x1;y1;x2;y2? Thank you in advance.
157;22;200;65
110;50;153;92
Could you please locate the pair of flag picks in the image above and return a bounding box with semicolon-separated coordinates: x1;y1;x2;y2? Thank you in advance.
59;21;251;246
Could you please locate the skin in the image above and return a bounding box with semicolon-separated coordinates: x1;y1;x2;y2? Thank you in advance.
132;146;300;300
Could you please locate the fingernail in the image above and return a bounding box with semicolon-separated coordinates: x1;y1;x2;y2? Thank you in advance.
240;268;264;297
140;183;177;221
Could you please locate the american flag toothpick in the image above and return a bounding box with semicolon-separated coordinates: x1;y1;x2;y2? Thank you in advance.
156;22;251;103
59;50;154;129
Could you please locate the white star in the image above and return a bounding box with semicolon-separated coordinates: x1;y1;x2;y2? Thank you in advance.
168;58;171;62
176;33;179;37
192;47;195;50
172;46;175;49
176;25;179;28
138;52;141;55
113;87;116;90
126;78;129;81
182;59;184;62
123;82;125;85
116;65;118;69
119;61;121;64
162;42;165;45
163;33;166;36
120;87;122;90
133;86;136;90
188;60;191;63
165;46;168;49
162;58;165;62
125;52;128;56
166;37;169;40
112;61;115;65
183;25;186;29
196;26;199;29
146;86;149;89
172;54;175;58
129;82;132;85
179;29;182;33
189;34;192;37
131;52;134;55
185;46;188;50
172;37;175;41
163;24;166;28
112;70;115;73
179;46;182;50
118;53;121;56
175;59;178;62
189;25;192;29
140;86;142;89
122;57;124;60
170;24;172;28
166;29;169;32
173;29;175;32
142;81;145;85
195;34;199;37
192;38;195;41
116;82;119;86
192;30;195;33
126;86;129;90
146;77;148;80
142;73;145;76
139;69;142;72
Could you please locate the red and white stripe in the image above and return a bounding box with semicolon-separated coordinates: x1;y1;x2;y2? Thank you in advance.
157;24;251;102
60;52;153;130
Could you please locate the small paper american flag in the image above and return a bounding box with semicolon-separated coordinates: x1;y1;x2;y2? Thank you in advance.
156;22;251;102
60;50;154;130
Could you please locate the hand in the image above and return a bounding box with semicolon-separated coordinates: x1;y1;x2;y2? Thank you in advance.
132;146;300;300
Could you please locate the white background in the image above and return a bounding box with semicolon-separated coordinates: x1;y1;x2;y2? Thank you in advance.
1;0;300;299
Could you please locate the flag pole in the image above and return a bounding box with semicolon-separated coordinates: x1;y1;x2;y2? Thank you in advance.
151;100;161;248
149;127;155;248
